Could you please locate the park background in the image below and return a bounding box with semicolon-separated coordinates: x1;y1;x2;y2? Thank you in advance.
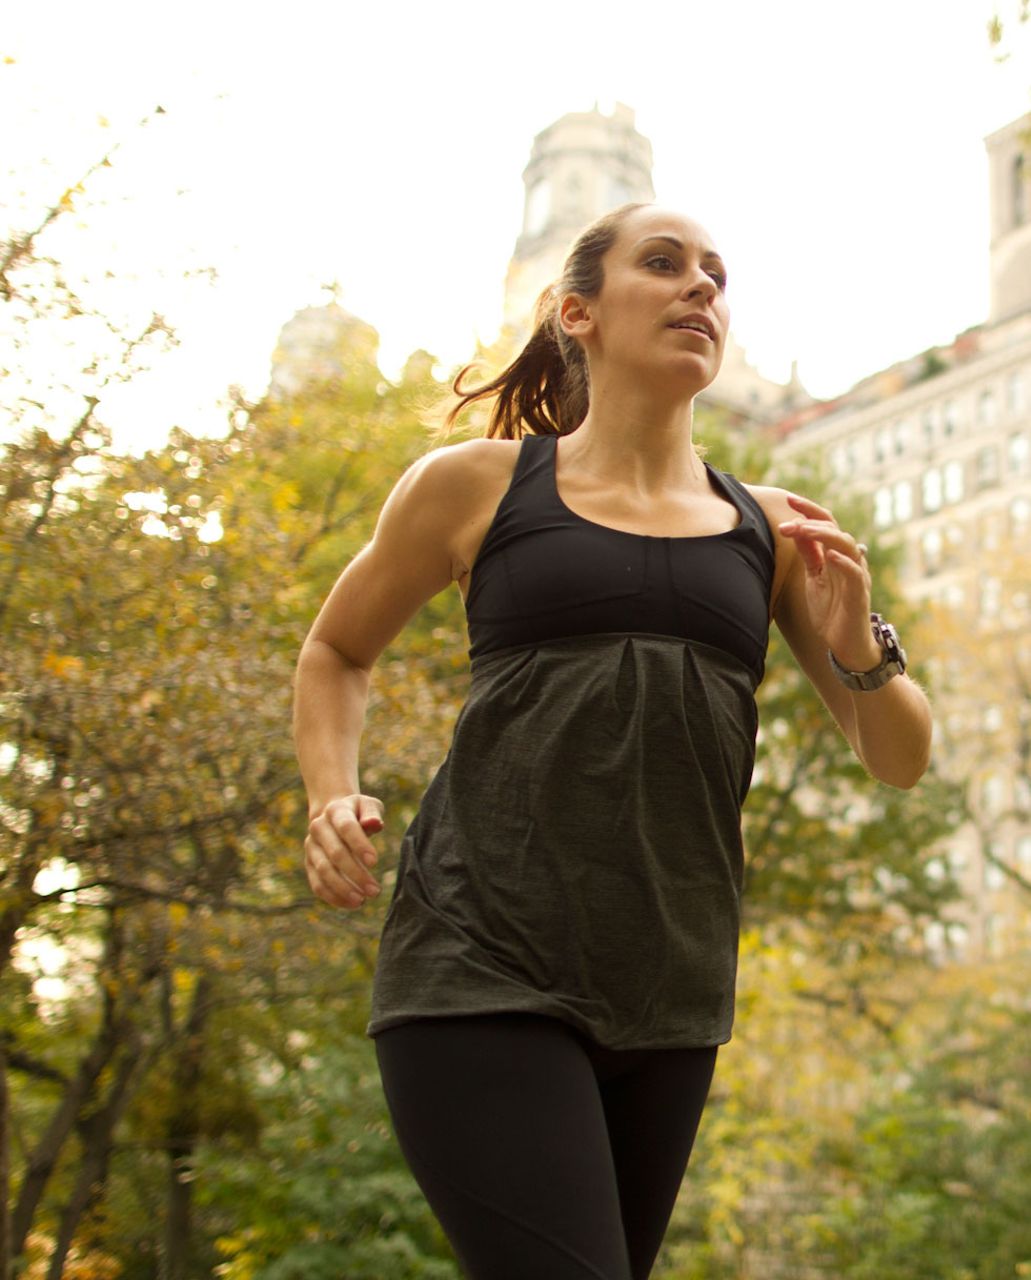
3;2;1031;1277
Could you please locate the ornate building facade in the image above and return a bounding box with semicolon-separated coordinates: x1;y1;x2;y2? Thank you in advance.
772;112;1031;961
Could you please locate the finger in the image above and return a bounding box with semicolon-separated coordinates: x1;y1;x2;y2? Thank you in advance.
823;549;874;604
306;830;378;899
792;531;825;575
305;839;368;909
786;493;835;522
781;521;865;562
825;547;870;578
308;813;381;893
324;800;382;869
356;795;385;840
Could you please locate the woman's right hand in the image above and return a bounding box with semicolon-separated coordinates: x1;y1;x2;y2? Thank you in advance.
304;794;384;909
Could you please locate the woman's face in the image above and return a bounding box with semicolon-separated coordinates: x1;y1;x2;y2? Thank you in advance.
566;207;730;392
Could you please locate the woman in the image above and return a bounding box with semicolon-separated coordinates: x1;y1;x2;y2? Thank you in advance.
293;203;932;1279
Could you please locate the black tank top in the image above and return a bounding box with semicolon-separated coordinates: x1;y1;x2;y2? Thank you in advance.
466;435;772;680
368;435;776;1051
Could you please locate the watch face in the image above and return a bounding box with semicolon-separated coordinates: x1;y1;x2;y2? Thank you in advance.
873;616;906;672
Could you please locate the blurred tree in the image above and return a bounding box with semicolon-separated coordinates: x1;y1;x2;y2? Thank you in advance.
1;107;182;1280
1;344;465;1276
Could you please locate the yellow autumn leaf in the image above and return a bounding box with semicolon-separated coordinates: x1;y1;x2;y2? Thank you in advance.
271;482;300;513
42;652;84;678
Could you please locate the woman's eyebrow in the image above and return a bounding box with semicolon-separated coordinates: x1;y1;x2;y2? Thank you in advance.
633;234;685;251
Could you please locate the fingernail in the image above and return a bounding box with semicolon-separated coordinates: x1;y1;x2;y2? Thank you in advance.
363;851;377;867
366;884;380;897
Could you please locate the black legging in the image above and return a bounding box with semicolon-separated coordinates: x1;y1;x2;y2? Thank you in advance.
374;1013;717;1280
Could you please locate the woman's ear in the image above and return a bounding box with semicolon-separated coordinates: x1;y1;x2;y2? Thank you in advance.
558;293;593;339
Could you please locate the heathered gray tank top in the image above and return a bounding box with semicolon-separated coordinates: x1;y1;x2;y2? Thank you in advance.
367;436;775;1049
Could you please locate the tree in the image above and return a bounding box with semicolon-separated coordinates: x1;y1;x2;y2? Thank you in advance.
2;316;470;1275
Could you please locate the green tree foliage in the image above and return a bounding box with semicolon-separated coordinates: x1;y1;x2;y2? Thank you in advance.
1;244;464;1272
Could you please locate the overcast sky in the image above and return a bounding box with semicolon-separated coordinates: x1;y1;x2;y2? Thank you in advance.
4;0;1031;451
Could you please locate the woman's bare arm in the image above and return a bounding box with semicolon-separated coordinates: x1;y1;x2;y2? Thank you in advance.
754;486;932;790
294;439;518;908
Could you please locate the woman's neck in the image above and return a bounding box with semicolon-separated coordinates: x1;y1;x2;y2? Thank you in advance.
562;382;706;496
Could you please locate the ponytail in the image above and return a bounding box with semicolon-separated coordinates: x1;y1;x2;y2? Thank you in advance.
445;203;648;439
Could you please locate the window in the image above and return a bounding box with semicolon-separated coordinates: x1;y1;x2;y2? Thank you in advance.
1015;153;1027;228
984;843;1006;892
921;409;936;452
980;576;1002;618
1008;432;1029;476
922;527;943;574
980;509;1003;551
943;459;964;503
1006;370;1025;416
525;180;551;235
943;400;960;436
922;468;943;512
1017;836;1031;870
948;922;969;958
874;428;891;464
1012;496;1031;535
924;921;945;954
944;523;964;563
894;420;911;455
976;446;999;489
606;177;634;209
977;389;998;429
893;480;913;521
873;487;893;528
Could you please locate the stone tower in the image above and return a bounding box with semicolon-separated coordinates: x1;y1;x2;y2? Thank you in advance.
502;103;655;335
986;111;1031;323
268;302;379;399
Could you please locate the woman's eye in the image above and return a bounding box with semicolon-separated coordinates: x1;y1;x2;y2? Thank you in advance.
645;255;677;272
708;269;728;290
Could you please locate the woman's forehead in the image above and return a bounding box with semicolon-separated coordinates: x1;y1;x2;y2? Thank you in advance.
618;207;719;257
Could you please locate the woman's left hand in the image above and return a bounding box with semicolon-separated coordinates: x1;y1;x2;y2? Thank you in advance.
778;494;881;672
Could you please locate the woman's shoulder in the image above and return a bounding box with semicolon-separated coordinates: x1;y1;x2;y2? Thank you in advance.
407;436;523;497
739;482;799;527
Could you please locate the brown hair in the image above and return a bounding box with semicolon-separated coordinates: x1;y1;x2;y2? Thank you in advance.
445;203;649;438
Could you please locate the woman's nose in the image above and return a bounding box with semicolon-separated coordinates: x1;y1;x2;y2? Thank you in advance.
679;271;716;303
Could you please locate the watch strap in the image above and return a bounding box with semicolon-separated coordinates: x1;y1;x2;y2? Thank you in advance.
827;613;908;692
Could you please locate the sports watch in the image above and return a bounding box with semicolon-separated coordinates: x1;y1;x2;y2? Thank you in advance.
827;613;908;691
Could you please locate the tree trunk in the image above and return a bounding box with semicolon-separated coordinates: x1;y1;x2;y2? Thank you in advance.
0;1045;11;1280
161;974;212;1280
9;913;139;1260
9;1029;118;1258
45;1045;142;1280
